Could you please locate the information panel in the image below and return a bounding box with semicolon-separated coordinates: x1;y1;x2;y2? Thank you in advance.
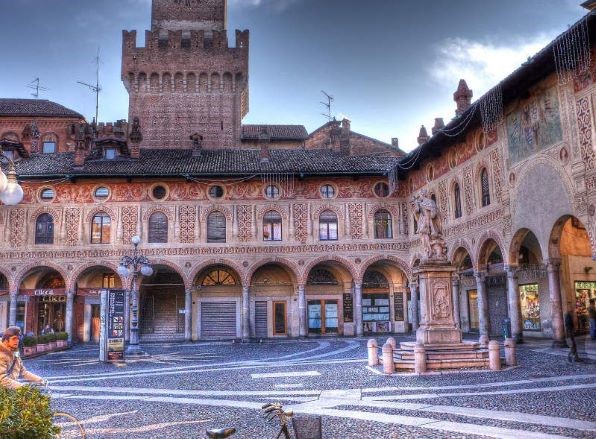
100;289;126;362
393;292;404;321
342;293;353;323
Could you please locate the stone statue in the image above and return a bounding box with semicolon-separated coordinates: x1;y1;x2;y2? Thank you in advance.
413;190;447;262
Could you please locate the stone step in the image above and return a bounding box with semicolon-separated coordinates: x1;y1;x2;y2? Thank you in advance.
395;350;488;361
399;341;481;351
394;357;490;370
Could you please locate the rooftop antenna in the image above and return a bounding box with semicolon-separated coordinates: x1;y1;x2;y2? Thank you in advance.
320;90;334;121
77;48;102;123
27;78;49;98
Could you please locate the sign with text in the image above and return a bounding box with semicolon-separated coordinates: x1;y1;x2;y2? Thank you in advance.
100;289;126;363
342;293;353;323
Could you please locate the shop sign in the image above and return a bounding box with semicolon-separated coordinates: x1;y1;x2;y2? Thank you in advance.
393;293;404;321
34;289;55;296
41;296;66;303
99;289;126;363
342;293;353;323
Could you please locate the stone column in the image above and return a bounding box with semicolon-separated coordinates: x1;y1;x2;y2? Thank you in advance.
505;265;523;343
474;271;489;346
8;291;17;327
65;291;75;343
242;286;250;340
298;284;306;337
184;289;192;342
410;279;419;331
547;258;567;347
451;274;461;329
354;282;363;337
83;304;92;343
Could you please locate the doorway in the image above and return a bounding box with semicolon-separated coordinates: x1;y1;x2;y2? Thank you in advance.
307;300;338;335
468;290;479;332
273;302;287;335
91;305;101;343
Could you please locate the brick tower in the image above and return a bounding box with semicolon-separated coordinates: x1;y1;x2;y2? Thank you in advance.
122;0;249;149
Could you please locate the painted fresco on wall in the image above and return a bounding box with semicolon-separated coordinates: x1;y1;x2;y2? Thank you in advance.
506;87;563;164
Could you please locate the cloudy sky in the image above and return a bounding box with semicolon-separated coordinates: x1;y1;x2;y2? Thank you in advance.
0;0;586;151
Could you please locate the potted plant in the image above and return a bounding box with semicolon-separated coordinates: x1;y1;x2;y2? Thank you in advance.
56;332;68;348
22;336;37;357
36;334;49;353
47;333;57;351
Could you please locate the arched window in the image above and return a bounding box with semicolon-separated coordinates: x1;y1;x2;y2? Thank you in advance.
91;212;111;244
207;211;226;243
319;210;338;241
481;168;490;207
148;212;168;243
35;213;54;245
263;211;282;241
374;210;392;239
454;183;462;219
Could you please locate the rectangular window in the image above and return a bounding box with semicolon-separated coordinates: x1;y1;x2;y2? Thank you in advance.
519;283;540;331
273;302;286;335
263;221;282;241
91;216;111;244
42;142;56;154
102;274;116;289
104;148;117;160
319;222;338;241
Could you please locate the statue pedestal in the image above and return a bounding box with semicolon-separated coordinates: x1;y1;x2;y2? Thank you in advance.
415;261;462;345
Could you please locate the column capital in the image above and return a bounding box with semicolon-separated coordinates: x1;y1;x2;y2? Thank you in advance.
66;290;75;298
504;265;518;277
546;258;562;271
474;271;487;281
354;282;362;289
9;290;18;298
451;273;460;285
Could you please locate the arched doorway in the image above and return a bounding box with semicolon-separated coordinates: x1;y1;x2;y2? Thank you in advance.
452;247;474;332
74;266;123;343
305;261;353;336
193;265;242;339
18;267;66;335
361;262;408;335
139;265;186;342
550;216;596;337
250;263;296;338
0;272;9;330
477;238;507;337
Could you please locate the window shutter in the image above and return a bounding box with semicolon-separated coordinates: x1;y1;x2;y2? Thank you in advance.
207;212;226;243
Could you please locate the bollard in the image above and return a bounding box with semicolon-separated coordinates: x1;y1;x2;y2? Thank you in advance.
382;342;394;375
504;338;516;366
414;343;426;374
367;339;379;366
479;334;489;348
488;340;501;371
386;336;397;350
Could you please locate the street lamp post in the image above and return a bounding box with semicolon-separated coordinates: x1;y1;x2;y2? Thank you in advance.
0;152;24;206
117;235;153;357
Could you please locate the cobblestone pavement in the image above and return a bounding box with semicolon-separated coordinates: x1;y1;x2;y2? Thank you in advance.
23;336;596;439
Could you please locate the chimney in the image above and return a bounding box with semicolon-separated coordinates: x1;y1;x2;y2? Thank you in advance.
190;132;203;157
129;117;143;159
73;123;87;167
391;138;399;148
453;79;473;116
432;118;445;135
417;125;430;145
258;126;271;162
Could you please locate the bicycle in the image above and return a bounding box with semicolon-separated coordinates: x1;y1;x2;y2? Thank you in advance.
37;383;87;439
205;402;294;439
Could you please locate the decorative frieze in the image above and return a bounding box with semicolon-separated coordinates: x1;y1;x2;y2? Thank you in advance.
179;205;196;244
237;205;253;242
444;208;503;239
463;165;475;216
64;208;81;246
9;209;25;248
293;203;308;243
576;96;595;170
121;206;138;243
348;203;363;239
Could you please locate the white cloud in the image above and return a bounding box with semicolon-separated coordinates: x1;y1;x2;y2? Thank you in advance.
429;35;552;97
229;0;299;12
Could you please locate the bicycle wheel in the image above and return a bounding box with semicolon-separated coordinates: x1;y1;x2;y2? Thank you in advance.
52;412;86;439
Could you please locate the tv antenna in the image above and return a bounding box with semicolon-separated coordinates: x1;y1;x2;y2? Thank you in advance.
77;48;102;123
320;90;334;121
28;78;49;98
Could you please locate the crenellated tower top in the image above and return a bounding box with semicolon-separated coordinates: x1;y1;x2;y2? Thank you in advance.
152;0;227;32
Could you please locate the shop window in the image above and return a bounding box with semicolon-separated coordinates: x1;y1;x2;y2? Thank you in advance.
362;294;391;333
91;212;111;244
201;268;236;286
102;274;116;289
263;211;282;241
519;284;540;330
35;213;54;245
374;210;392;239
575;281;596;333
454;183;462;219
481;168;491;207
468;289;479;331
148;212;168;243
207;211;226;243
320;184;335;199
319;210;338;241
